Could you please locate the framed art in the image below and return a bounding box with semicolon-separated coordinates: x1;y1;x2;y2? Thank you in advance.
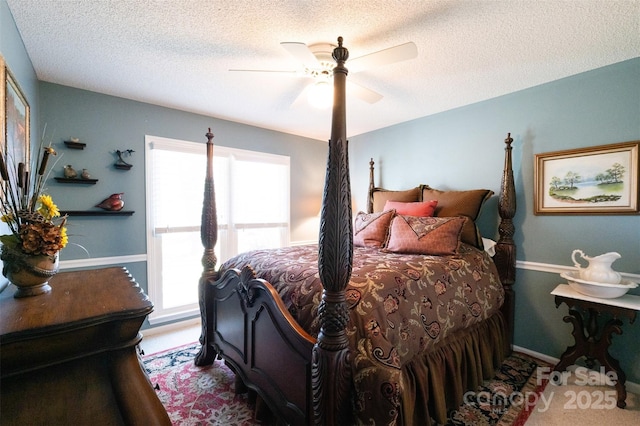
1;54;31;173
534;141;639;215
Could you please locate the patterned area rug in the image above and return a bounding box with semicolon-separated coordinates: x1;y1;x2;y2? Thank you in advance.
443;352;551;426
143;344;550;426
143;344;257;425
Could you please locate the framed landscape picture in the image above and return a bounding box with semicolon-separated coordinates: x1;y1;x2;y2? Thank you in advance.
1;55;31;291
1;54;30;174
534;141;639;215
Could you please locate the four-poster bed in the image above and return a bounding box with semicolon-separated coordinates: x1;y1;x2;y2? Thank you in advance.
195;37;517;425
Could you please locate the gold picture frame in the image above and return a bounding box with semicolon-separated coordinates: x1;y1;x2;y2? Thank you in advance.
534;141;639;215
1;54;31;174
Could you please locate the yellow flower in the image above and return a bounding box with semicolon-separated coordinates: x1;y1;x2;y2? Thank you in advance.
1;134;74;257
60;226;68;248
37;194;60;220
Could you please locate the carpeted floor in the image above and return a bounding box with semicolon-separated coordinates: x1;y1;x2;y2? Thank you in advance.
143;344;555;425
524;369;640;425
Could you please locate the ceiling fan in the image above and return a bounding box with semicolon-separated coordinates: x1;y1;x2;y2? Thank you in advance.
230;40;418;107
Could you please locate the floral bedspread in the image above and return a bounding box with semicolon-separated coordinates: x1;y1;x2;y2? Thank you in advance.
220;243;505;424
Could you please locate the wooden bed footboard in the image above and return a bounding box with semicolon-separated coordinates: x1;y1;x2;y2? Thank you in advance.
202;266;315;425
193;131;315;425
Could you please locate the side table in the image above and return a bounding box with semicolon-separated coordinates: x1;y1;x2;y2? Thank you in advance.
551;283;640;409
0;266;171;425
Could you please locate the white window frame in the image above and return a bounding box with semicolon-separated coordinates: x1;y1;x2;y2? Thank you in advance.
145;135;290;324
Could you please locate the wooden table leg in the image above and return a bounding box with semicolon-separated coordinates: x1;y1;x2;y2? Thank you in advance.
109;344;172;424
554;302;627;408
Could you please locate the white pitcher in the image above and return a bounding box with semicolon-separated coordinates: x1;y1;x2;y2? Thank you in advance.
571;249;622;284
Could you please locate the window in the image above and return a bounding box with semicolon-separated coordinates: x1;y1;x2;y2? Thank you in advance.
145;135;290;324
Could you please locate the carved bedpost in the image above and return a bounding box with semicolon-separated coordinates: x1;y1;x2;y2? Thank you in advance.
494;133;516;346
195;128;219;366
199;128;219;278
367;158;375;213
312;37;353;425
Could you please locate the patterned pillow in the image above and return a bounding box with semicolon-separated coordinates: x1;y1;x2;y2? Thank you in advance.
353;210;395;248
421;186;493;248
383;200;438;217
384;215;466;255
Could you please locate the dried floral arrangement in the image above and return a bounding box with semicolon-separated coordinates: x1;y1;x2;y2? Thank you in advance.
0;139;67;258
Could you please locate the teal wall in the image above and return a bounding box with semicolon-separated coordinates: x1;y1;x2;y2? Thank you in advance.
34;83;327;315
350;58;640;384
1;0;38;158
38;82;326;259
0;0;39;289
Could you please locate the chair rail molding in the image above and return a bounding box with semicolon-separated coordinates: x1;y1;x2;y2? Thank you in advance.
516;260;640;281
60;254;147;270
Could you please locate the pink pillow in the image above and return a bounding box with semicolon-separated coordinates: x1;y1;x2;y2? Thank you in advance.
385;215;466;256
383;200;438;217
353;210;395;248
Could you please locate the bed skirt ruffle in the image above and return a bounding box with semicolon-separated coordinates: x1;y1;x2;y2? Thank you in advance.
398;311;510;425
241;301;508;426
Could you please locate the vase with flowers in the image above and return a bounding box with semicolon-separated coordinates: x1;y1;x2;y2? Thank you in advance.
0;139;67;298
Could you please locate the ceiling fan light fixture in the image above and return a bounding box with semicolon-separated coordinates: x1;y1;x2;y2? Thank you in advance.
307;80;332;109
234;39;414;108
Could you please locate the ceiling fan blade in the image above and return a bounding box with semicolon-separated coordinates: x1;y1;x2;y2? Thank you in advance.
280;42;320;69
348;42;418;74
290;83;313;108
347;81;383;104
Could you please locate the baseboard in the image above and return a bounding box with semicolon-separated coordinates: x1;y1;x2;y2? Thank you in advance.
290;239;316;246
513;344;559;364
513;344;640;395
142;317;200;337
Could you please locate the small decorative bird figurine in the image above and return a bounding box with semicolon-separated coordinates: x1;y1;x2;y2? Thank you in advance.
96;193;124;211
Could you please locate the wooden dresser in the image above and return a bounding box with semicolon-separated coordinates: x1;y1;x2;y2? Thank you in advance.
0;267;170;425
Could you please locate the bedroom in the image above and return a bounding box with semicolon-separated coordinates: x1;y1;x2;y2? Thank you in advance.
1;0;639;423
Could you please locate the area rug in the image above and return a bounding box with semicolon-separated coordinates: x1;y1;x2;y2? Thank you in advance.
143;344;550;426
143;344;258;425
443;352;552;426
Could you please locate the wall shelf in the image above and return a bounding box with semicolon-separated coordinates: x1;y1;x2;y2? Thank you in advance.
63;141;86;149
54;177;98;184
61;210;134;216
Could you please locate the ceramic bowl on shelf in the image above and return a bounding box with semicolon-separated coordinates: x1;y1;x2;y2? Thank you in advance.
560;271;638;299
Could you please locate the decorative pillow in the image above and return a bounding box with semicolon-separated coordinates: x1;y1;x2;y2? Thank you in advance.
385;215;466;256
383;200;438;217
421;186;493;248
353;210;395;248
371;187;421;213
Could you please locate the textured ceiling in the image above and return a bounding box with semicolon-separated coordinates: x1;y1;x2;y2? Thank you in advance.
6;0;640;141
